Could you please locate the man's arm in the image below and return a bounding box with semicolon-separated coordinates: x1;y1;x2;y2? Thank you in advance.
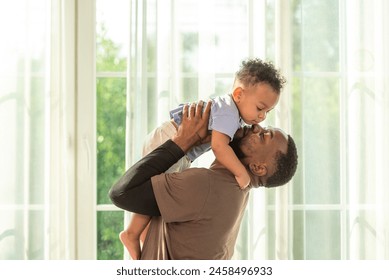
109;101;211;216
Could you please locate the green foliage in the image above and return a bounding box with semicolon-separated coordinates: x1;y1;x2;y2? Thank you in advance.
97;211;124;260
96;77;126;205
96;23;126;260
96;23;127;72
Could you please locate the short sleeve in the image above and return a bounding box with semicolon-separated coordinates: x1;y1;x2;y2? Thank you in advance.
210;114;241;140
151;168;210;223
209;95;241;140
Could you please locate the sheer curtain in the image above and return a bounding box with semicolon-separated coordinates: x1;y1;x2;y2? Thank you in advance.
125;0;292;260
344;0;389;259
289;0;389;260
1;0;387;260
0;0;78;259
126;0;389;260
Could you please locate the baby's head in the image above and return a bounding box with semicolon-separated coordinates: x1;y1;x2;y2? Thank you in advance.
232;58;286;125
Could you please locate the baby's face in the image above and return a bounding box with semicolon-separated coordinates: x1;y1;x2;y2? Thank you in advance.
237;83;279;125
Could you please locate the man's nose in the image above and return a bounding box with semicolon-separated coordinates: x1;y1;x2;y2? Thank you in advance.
251;124;264;133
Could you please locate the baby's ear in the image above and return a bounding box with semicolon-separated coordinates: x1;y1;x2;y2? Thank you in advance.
232;87;243;102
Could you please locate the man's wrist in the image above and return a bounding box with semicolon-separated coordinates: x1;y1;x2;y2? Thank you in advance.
171;134;198;153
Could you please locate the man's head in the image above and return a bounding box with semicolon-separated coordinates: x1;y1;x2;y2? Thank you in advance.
232;58;286;125
230;125;298;188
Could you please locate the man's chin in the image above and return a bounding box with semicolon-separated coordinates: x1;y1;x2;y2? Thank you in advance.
229;137;245;159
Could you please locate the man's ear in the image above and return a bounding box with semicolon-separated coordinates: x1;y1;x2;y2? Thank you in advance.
249;162;268;176
232;87;243;103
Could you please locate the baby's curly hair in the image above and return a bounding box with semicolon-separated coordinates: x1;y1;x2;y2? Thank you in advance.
235;58;286;94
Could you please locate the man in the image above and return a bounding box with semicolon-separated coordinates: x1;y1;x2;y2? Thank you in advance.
109;101;298;259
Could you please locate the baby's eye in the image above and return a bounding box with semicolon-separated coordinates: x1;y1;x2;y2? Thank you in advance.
257;107;264;111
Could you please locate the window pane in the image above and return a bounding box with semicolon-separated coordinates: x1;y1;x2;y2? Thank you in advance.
347;78;378;205
180;77;199;102
303;77;340;204
96;0;128;72
291;210;305;259
97;211;124;260
96;78;126;205
347;210;379;259
306;210;340;259
0;0;49;260
291;77;304;204
28;210;45;259
300;0;339;72
214;78;232;97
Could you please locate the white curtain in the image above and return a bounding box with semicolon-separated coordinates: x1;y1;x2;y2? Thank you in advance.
1;0;388;260
344;0;389;259
125;0;293;260
125;0;389;260
0;0;78;260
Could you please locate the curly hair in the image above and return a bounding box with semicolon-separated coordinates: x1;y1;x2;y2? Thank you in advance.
235;58;286;94
265;135;298;188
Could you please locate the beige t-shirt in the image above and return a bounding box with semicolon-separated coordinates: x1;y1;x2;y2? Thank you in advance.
141;166;250;260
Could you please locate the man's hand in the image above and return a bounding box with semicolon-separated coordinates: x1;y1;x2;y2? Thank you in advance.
172;101;212;153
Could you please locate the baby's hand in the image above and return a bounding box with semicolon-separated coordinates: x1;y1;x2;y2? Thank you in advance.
235;171;250;190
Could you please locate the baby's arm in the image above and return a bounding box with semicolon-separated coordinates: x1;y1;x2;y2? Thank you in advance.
211;130;250;189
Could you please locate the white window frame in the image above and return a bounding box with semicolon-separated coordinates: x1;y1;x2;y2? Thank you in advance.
74;0;97;259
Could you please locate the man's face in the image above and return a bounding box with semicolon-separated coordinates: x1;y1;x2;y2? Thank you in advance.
232;125;288;176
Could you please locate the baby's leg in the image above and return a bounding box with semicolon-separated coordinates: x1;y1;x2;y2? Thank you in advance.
120;213;151;260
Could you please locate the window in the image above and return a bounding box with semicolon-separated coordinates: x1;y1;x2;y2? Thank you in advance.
95;0;389;260
2;0;387;260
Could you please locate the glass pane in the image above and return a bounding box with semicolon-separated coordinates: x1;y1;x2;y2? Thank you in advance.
28;210;45;259
179;32;199;73
300;0;339;72
0;210;23;259
306;210;340;259
292;0;302;71
0;209;44;259
347;78;377;205
96;0;129;72
213;1;249;70
303;77;340;204
291;77;304;204
291;210;305;259
30;78;45;204
180;77;199;102
347;210;378;259
214;78;232;97
233;209;249;260
97;211;124;260
267;210;276;259
0;0;48;260
265;0;276;61
96;78;126;204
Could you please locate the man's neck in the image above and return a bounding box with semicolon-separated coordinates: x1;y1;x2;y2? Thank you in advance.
209;160;226;170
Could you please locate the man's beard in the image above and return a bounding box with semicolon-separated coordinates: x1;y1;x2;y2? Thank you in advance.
229;137;246;159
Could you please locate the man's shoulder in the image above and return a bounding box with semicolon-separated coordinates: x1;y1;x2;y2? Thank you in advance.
154;167;212;187
173;167;235;188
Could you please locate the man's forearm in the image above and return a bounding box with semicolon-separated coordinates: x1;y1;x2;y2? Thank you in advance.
109;101;211;215
109;140;185;215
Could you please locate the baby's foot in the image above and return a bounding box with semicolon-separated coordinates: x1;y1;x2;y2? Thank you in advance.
119;231;141;260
